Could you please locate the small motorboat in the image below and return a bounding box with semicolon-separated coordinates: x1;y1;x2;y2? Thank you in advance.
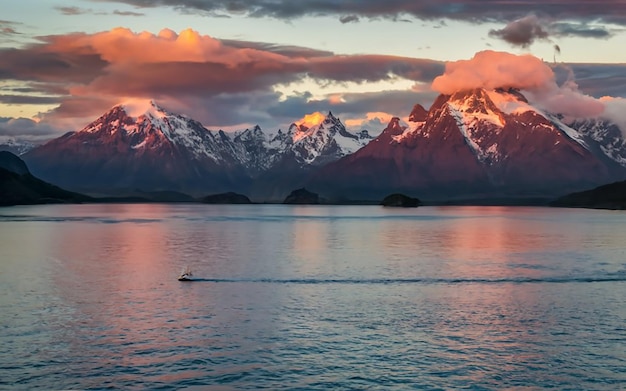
178;266;193;281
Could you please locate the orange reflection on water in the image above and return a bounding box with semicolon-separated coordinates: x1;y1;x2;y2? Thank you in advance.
432;206;554;279
46;204;206;378
290;206;329;272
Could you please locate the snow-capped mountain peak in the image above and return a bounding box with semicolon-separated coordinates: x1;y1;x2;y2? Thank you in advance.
73;100;232;160
283;111;374;165
120;99;168;119
447;88;506;128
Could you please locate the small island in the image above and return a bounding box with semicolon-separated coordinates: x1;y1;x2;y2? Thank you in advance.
283;188;320;204
380;193;421;208
200;191;252;204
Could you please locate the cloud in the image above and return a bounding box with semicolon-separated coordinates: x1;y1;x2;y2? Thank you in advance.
345;112;399;135
1;27;18;35
113;10;145;16
55;6;145;17
0;95;60;105
56;6;90;15
527;83;605;119
0;20;21;36
489;15;550;47
489;14;615;47
599;97;626;136
432;50;554;94
432;50;606;119
267;90;428;120
219;40;334;58
565;64;626;98
3;27;624;139
339;15;360;24
91;0;626;25
552;22;614;38
0;117;60;140
0;28;441;132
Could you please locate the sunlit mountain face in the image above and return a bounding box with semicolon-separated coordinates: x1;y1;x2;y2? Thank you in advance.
296;112;327;130
21;102;372;200
15;80;626;203
306;87;626;201
22;101;251;196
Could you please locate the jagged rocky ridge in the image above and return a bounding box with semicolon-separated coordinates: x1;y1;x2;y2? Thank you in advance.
23;101;372;199
20;90;626;202
306;88;626;201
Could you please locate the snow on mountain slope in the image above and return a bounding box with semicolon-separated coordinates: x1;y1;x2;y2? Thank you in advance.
420;88;596;166
287;112;373;165
0;138;37;155
308;87;626;200
570;118;626;166
231;125;290;174
78;100;244;164
22;101;256;194
23;100;377;196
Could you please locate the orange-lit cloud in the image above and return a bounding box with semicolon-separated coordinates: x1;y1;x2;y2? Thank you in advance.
46;27;284;64
432;50;605;119
328;94;345;104
345;111;395;127
432;50;554;94
297;112;326;128
2;27;626;140
345;112;402;134
0;28;442;134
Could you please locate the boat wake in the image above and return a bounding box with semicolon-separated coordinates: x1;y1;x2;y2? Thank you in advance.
185;275;626;285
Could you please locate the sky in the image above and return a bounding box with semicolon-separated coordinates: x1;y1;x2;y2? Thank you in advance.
1;0;626;141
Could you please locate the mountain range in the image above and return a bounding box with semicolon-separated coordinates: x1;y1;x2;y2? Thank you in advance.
19;89;626;203
23;101;372;200
307;88;626;200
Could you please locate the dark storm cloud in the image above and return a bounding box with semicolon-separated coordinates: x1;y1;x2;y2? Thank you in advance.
91;0;626;25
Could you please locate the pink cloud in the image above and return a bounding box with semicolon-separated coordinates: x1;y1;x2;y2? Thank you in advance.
432;50;606;119
344;112;401;135
600;97;626;135
431;50;554;94
0;28;441;132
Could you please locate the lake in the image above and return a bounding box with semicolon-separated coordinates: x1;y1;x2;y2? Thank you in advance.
1;204;625;390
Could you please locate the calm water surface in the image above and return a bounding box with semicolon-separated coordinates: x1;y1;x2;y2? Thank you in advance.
0;204;625;390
